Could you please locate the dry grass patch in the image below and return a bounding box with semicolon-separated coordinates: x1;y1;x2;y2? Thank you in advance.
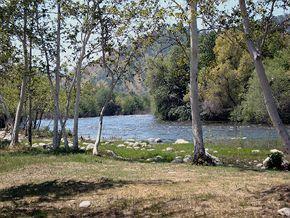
0;157;289;217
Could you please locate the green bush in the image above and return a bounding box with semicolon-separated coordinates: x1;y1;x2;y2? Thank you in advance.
231;47;290;124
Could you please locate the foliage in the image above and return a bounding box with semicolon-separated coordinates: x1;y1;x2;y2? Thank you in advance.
79;82;148;117
146;46;190;121
231;47;290;124
200;30;253;120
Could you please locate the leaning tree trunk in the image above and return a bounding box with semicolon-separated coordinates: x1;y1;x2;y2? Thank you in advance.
93;86;114;156
239;0;290;153
10;8;29;147
189;0;205;164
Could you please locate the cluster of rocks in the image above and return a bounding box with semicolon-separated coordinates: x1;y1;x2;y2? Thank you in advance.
256;149;289;171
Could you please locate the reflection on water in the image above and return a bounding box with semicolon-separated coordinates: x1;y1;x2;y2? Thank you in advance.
40;114;289;142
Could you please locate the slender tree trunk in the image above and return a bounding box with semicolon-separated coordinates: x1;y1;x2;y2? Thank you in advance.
0;94;13;134
239;0;290;153
72;66;81;149
27;26;33;147
0;94;11;122
33;111;38;129
189;0;205;163
72;32;92;150
10;8;29;147
93;86;114;155
61;76;76;150
93;107;105;155
53;2;61;149
37;111;43;130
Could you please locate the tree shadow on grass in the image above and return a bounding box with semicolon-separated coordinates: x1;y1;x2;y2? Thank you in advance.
0;178;175;202
0;178;175;217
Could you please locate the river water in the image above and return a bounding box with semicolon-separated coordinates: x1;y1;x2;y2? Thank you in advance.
40;114;289;142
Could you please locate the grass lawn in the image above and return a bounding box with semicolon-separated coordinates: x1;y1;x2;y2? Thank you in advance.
0;139;289;217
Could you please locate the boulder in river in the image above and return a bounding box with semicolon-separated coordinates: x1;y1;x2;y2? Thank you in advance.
154;138;162;143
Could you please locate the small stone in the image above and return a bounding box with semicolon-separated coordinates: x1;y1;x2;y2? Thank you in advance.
117;144;126;148
154;138;162;143
172;156;183;164
237;147;242;150
106;150;117;158
166;147;174;152
270;149;284;154
147;138;155;143
174;139;189;144
180;150;186;153
127;139;135;142
263;157;270;167
32;143;39;148
277;207;290;217
86;143;95;151
153;155;163;162
251;150;260;154
79;201;91;208
146;158;153;162
256;163;263;168
213;150;218;153
183;155;193;163
147;149;155;151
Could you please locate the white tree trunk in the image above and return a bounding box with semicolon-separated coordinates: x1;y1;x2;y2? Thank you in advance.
189;0;205;163
93;107;105;156
72;32;92;150
239;0;290;153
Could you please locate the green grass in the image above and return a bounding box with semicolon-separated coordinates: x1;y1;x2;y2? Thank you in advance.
98;139;283;165
0;138;285;174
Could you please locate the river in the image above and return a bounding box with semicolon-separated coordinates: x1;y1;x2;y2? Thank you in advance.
39;114;290;142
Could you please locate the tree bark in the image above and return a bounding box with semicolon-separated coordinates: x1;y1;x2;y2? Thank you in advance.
189;0;205;163
72;32;92;150
27;22;33;147
93;106;105;156
10;7;29;147
239;0;290;153
52;2;61;149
